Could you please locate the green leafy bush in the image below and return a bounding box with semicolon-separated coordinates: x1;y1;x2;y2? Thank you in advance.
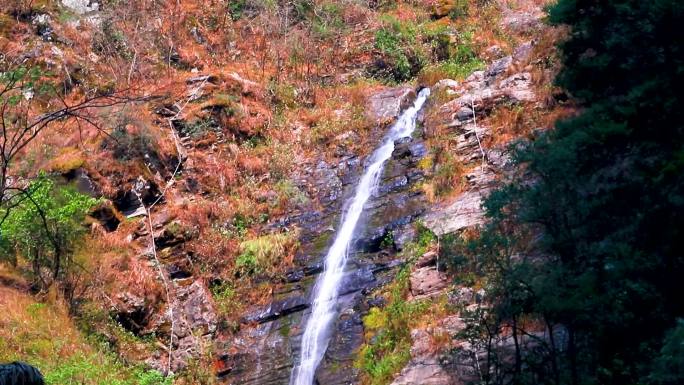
0;175;98;286
372;16;426;82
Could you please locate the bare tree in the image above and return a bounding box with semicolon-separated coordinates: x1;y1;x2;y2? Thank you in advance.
0;64;149;229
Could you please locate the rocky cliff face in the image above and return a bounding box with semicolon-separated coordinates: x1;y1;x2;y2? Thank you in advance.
213;36;543;383
0;0;560;382
213;86;428;384
387;43;543;385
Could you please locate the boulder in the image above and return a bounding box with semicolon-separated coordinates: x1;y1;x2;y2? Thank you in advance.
501;10;544;33
62;0;99;14
422;188;488;236
484;45;505;60
366;87;416;124
114;292;151;335
410;267;449;298
415;251;438;268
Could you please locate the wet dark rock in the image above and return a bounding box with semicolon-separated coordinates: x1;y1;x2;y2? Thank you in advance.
285;269;305;283
338;266;377;296
408;141;428;159
315;304;364;385
377;175;409;196
303;263;323;276
243;295;309;324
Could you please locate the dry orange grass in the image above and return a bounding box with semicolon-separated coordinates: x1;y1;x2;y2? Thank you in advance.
237;152;268;176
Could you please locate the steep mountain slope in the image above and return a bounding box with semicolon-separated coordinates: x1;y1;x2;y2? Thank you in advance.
0;0;567;384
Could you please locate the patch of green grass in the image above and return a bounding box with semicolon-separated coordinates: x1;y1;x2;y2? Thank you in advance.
275;179;309;207
235;230;300;276
355;268;430;385
373;15;425;82
44;354;172;385
211;281;240;316
418;29;485;81
0;288;171;385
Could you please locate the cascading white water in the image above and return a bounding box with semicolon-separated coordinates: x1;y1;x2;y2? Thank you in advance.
291;88;431;385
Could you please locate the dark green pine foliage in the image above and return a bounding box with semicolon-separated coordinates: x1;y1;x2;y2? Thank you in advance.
465;1;684;384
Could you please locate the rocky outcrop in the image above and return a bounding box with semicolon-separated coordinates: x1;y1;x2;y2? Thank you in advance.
409;252;449;299
423;47;535;236
366;87;416;123
216;36;541;384
147;280;218;373
62;0;99;15
394;40;544;385
391;316;466;385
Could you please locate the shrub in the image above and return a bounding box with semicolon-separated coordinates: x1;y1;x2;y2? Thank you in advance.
235;229;300;276
210;281;239;315
371;16;426;82
0;175;99;288
448;0;470;20
275;179;309;207
417;29;484;83
355;268;429;385
268;81;298;110
102;124;159;163
311;2;345;39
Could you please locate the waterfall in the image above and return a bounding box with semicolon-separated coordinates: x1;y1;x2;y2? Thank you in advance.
290;88;431;385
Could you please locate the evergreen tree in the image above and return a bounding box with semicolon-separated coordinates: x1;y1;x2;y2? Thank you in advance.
460;1;684;384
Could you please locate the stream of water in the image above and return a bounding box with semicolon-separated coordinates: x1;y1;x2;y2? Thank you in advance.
290;88;431;385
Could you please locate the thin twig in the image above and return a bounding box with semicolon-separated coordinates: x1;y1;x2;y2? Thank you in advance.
470;96;487;165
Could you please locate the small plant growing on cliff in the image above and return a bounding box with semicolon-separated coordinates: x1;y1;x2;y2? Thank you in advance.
372;16;426;82
355;268;429;385
235;229;300;277
379;231;394;250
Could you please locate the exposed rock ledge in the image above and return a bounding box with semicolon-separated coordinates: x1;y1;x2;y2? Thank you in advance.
401;39;541;385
